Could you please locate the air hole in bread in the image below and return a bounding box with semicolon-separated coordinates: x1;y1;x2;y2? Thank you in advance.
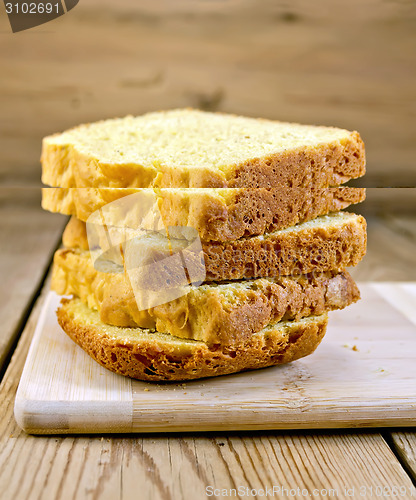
144;366;157;375
134;353;151;367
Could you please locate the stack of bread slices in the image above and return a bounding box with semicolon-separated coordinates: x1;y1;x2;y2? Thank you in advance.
41;109;367;381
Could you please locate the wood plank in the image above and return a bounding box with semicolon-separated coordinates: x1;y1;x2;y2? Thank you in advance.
381;214;416;484
1;0;415;187
13;284;416;434
0;188;66;373
1;288;415;499
353;188;416;216
349;214;416;282
384;213;416;241
390;433;416;481
357;214;416;483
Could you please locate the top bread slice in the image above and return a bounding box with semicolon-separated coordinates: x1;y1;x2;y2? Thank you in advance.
41;109;365;189
42;186;365;242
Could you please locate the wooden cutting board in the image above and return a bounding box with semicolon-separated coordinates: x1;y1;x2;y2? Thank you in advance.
14;284;416;434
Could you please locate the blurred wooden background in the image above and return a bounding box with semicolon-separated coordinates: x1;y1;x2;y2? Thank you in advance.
1;0;416;190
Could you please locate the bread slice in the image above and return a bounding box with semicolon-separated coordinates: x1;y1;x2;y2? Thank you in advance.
43;186;365;242
57;297;328;381
52;244;359;343
62;212;367;281
41;109;365;189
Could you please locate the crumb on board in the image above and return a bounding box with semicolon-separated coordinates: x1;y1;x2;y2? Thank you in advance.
343;344;359;351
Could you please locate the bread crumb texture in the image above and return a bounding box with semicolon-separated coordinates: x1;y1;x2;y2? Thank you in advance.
43;186;365;241
57;297;328;381
60;211;367;281
52;244;359;344
42;109;365;188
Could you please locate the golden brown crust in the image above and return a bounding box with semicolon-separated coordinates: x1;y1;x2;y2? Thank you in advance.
56;298;328;381
203;213;367;281
222;187;364;241
63;213;367;282
52;245;359;343
44;186;365;242
62;216;89;251
42;130;365;189
228;131;365;188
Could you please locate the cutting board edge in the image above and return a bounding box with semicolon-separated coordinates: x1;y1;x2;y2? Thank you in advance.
14;395;416;434
14;396;133;434
13;285;416;434
17;417;416;435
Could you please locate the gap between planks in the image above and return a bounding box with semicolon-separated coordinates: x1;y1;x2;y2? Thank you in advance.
0;195;67;376
1;203;416;496
0;282;415;499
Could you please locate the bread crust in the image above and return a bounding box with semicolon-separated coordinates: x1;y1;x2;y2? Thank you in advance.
57;298;328;382
41;111;365;189
228;131;365;188
42;137;365;189
203;213;367;281
52;245;359;343
62;212;367;282
44;186;365;242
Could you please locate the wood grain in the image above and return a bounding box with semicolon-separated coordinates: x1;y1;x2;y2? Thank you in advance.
356;213;416;482
390;433;416;481
353;188;416;216
14;285;416;434
382;210;416;482
1;202;416;496
1;290;415;499
1;0;415;187
0;188;66;373
349;214;416;282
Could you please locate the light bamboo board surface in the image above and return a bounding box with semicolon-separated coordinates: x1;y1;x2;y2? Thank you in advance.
14;284;416;434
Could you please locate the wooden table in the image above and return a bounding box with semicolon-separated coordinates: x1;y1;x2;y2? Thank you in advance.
1;188;416;499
